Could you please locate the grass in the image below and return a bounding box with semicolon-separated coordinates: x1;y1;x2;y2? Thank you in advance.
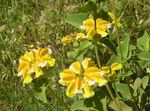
0;0;150;111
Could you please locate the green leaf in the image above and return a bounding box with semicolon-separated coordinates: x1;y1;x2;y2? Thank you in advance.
67;40;92;60
71;100;96;111
115;83;132;98
107;54;121;66
120;35;130;59
137;31;150;51
65;13;88;29
133;78;141;91
79;1;96;13
109;99;133;111
141;76;149;89
35;84;47;103
139;51;150;61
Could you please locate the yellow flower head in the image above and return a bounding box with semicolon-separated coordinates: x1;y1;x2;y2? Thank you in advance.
96;18;110;37
61;35;74;46
59;58;107;98
100;63;122;79
75;32;85;41
81;18;110;39
108;12;121;27
18;48;55;84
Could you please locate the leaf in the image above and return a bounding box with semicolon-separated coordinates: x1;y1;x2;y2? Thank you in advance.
35;84;47;103
115;83;132;98
107;54;121;66
139;51;150;61
79;1;96;12
120;35;130;59
109;99;133;111
141;76;149;89
71;100;96;111
67;40;92;59
133;78;141;91
65;13;88;29
137;31;150;51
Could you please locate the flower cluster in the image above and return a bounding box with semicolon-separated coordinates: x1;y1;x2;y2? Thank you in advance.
81;18;110;39
61;35;74;46
18;48;55;84
59;58;122;98
59;58;107;98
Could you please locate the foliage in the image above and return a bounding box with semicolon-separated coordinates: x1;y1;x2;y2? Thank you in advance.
1;0;150;111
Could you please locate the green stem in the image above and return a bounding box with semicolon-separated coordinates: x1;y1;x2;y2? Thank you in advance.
106;84;122;111
110;0;123;59
49;86;70;111
95;45;101;68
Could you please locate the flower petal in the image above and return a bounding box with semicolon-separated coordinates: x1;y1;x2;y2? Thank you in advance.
83;81;94;98
34;65;43;78
23;74;33;84
111;63;122;71
82;58;91;70
69;61;82;75
59;69;76;86
66;80;76;97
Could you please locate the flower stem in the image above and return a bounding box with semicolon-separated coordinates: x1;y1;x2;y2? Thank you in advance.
110;0;123;59
95;45;101;68
105;84;122;111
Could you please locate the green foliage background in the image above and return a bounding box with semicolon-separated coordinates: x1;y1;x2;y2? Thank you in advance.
0;0;150;111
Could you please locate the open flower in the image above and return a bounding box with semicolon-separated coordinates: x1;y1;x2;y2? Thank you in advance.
100;63;122;79
59;58;107;98
81;18;110;39
18;48;55;84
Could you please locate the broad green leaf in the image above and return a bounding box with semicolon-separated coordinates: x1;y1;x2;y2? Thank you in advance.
120;35;130;59
137;31;150;51
115;83;132;98
65;13;88;29
107;54;121;66
67;40;92;59
35;84;47;103
71;100;96;111
109;99;133;111
79;1;96;12
139;51;150;61
133;78;141;91
141;76;149;89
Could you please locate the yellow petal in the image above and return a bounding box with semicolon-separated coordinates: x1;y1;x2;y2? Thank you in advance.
83;81;94;98
59;69;76;86
97;78;107;86
34;65;43;78
69;61;82;75
66;80;76;97
96;30;108;37
82;58;91;70
23;74;33;84
74;77;82;94
100;66;111;75
111;63;122;71
85;67;101;80
38;48;48;57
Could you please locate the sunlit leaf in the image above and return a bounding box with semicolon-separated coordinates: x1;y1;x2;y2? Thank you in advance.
141;76;149;89
139;51;150;61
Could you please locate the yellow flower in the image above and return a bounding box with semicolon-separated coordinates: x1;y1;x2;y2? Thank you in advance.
59;58;107;98
96;18;110;37
61;35;74;46
81;18;110;39
108;12;121;27
18;48;55;84
100;63;122;79
75;32;85;41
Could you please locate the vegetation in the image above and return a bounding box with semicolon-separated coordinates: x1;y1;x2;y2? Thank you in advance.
0;0;150;111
